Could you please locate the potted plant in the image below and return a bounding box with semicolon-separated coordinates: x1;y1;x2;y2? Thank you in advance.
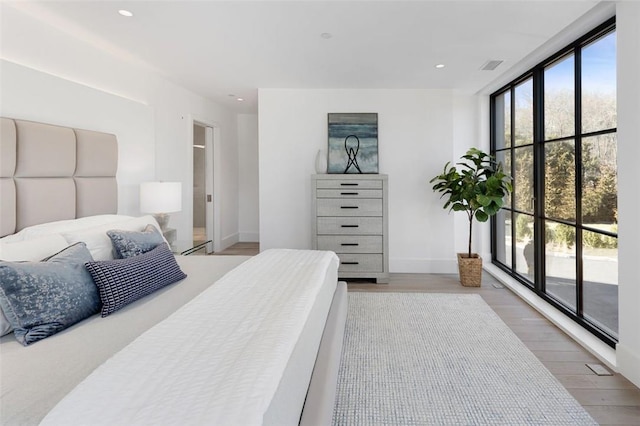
430;148;512;286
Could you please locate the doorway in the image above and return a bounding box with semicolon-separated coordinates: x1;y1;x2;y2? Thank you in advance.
193;123;207;245
192;121;217;253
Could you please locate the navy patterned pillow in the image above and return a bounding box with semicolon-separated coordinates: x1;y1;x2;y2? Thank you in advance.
107;224;165;259
0;243;101;346
85;243;187;317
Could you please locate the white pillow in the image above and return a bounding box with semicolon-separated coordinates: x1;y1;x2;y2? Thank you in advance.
62;215;166;261
1;215;135;243
0;234;70;261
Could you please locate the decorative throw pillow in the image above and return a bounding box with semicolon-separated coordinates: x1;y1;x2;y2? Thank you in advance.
107;224;165;259
85;243;187;317
0;243;101;346
0;309;12;337
0;235;70;336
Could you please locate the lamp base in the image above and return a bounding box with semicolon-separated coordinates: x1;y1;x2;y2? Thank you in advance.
162;228;177;244
153;213;170;231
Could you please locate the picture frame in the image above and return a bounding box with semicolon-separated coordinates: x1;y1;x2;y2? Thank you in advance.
327;113;378;174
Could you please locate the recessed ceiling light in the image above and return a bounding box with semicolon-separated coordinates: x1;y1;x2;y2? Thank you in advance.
320;33;332;39
435;64;445;69
228;94;235;97
118;9;133;17
237;98;244;102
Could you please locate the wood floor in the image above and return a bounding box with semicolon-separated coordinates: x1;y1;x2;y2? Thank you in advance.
212;242;260;256
215;243;640;425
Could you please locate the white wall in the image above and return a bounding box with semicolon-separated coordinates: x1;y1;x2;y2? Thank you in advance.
452;93;487;257
259;89;481;273
615;0;640;389
237;114;260;242
0;3;240;245
0;59;155;215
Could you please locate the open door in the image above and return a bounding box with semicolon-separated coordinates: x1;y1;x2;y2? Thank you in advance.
192;118;220;254
193;124;207;247
204;126;214;250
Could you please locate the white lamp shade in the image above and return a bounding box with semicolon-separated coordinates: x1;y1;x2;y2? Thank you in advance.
140;182;182;214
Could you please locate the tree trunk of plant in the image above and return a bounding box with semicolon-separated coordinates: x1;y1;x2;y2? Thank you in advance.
468;214;473;258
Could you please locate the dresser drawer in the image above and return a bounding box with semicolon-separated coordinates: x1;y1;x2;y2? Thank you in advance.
316;189;382;199
317;198;382;217
337;254;383;272
317;235;382;253
316;179;382;190
317;217;383;235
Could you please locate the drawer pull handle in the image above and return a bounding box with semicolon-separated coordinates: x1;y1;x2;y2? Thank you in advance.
340;183;359;186
341;206;359;209
341;243;359;246
341;192;359;195
341;225;359;228
341;261;359;265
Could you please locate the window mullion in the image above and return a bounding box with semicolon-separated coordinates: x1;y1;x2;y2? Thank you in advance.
510;86;517;273
575;46;584;318
533;67;545;293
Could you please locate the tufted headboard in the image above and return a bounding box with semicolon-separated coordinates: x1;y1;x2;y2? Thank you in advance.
0;118;118;237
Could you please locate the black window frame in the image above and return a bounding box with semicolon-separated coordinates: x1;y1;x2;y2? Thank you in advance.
490;17;618;347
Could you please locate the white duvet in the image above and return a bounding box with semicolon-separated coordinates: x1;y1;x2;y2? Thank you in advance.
40;249;338;426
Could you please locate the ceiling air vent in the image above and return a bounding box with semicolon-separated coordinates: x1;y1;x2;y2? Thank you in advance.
480;60;503;71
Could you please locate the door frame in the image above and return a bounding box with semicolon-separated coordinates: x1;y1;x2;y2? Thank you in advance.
188;115;221;253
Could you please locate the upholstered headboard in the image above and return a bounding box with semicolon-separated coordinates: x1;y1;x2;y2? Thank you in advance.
0;118;118;237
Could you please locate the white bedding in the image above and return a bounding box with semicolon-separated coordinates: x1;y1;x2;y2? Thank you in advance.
41;249;338;426
0;255;250;425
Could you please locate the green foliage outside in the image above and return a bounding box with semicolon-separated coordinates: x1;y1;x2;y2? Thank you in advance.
553;223;576;249
500;88;618;251
583;225;618;249
514;219;617;250
515;214;532;242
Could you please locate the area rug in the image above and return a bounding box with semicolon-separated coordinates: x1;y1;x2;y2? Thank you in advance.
332;293;597;425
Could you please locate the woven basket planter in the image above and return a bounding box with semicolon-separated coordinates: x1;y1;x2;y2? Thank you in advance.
457;253;482;287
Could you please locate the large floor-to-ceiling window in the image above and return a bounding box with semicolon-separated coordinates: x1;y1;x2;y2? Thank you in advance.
491;18;617;346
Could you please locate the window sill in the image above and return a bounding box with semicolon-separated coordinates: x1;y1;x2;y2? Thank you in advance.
484;263;617;370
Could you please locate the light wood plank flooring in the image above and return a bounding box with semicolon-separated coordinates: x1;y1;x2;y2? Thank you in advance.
212;243;640;424
212;242;260;256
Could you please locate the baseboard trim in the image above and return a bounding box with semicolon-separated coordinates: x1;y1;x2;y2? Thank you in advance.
483;264;617;370
220;233;240;251
390;258;457;274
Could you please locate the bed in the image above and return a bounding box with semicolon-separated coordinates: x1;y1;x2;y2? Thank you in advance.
0;117;347;425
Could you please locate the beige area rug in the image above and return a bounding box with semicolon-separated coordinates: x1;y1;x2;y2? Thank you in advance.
332;292;597;425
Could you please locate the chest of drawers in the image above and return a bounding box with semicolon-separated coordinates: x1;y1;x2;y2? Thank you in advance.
312;174;388;283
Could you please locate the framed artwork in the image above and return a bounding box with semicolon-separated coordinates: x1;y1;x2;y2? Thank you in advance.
327;113;378;174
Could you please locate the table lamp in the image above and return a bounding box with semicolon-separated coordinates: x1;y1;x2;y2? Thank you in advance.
139;182;182;233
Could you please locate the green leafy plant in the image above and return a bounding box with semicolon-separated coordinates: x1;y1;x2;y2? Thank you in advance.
430;148;513;258
516;214;533;243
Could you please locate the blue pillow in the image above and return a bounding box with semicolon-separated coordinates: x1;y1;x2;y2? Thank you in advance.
107;224;165;259
0;243;100;346
85;243;187;317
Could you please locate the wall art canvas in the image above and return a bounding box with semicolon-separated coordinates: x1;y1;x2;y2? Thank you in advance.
327;113;378;174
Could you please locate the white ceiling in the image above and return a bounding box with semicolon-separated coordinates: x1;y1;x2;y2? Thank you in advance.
2;1;600;113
